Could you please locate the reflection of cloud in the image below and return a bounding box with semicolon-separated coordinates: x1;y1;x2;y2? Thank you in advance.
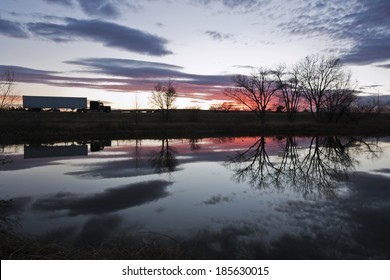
340;172;390;257
41;214;123;246
373;168;390;174
32;180;173;216
74;214;122;246
183;224;259;259
203;194;233;205
65;158;155;179
347;172;390;200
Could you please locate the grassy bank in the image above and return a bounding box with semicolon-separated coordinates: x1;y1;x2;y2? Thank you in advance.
0;231;191;260
1;110;390;143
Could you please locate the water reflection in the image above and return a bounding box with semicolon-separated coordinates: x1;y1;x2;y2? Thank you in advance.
226;136;381;198
1;144;12;165
32;180;173;216
149;139;178;174
89;140;111;152
1;136;389;259
24;144;88;159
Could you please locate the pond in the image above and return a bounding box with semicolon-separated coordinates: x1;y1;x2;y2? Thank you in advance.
1;136;390;259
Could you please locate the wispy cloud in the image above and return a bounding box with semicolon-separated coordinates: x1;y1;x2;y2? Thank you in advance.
43;0;142;19
277;0;390;65
204;30;234;41
0;15;172;56
26;18;172;56
0;18;29;38
65;57;232;98
43;0;74;6
77;0;121;19
1;58;233;101
195;0;271;13
66;58;183;78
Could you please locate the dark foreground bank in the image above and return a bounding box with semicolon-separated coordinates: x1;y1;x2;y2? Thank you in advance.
1;110;390;143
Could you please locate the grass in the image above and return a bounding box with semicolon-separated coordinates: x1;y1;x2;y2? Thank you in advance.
0;231;191;260
1;110;390;144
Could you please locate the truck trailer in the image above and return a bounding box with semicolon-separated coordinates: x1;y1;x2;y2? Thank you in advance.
23;96;110;112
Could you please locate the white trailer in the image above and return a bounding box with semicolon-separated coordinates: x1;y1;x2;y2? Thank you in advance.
23;96;87;111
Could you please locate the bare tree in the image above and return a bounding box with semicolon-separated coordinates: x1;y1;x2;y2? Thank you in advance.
322;71;357;122
225;68;278;123
0;71;16;110
297;54;356;122
149;79;177;121
273;64;302;122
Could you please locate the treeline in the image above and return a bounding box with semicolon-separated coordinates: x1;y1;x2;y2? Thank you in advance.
224;54;381;123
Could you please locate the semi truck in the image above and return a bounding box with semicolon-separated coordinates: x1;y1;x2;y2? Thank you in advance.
23;96;111;112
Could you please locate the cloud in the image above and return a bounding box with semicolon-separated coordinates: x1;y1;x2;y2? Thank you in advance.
66;57;231;84
43;0;74;6
1;58;233;101
0;18;29;38
64;57;232;99
26;18;172;56
43;0;142;18
66;57;183;78
204;30;234;41
32;180;173;216
77;0;120;18
195;0;271;13
277;0;390;65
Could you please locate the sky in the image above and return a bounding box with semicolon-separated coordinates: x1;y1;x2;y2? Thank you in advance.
1;0;390;109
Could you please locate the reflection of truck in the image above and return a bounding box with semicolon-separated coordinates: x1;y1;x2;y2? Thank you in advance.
24;144;88;159
23;96;111;112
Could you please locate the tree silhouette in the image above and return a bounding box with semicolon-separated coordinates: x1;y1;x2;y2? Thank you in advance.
297;54;356;122
273;65;302;122
0;70;16;111
149;79;177;121
225;68;278;124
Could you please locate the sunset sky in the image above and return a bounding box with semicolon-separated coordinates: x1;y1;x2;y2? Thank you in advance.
1;0;389;109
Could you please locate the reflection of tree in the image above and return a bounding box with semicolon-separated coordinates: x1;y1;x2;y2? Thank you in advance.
226;136;381;199
133;139;143;170
296;137;356;198
149;139;178;174
189;138;201;151
1;144;12;165
226;136;278;189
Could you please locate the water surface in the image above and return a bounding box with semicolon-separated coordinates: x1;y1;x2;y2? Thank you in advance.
1;136;389;259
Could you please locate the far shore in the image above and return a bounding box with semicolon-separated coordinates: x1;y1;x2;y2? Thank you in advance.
1;110;390;144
